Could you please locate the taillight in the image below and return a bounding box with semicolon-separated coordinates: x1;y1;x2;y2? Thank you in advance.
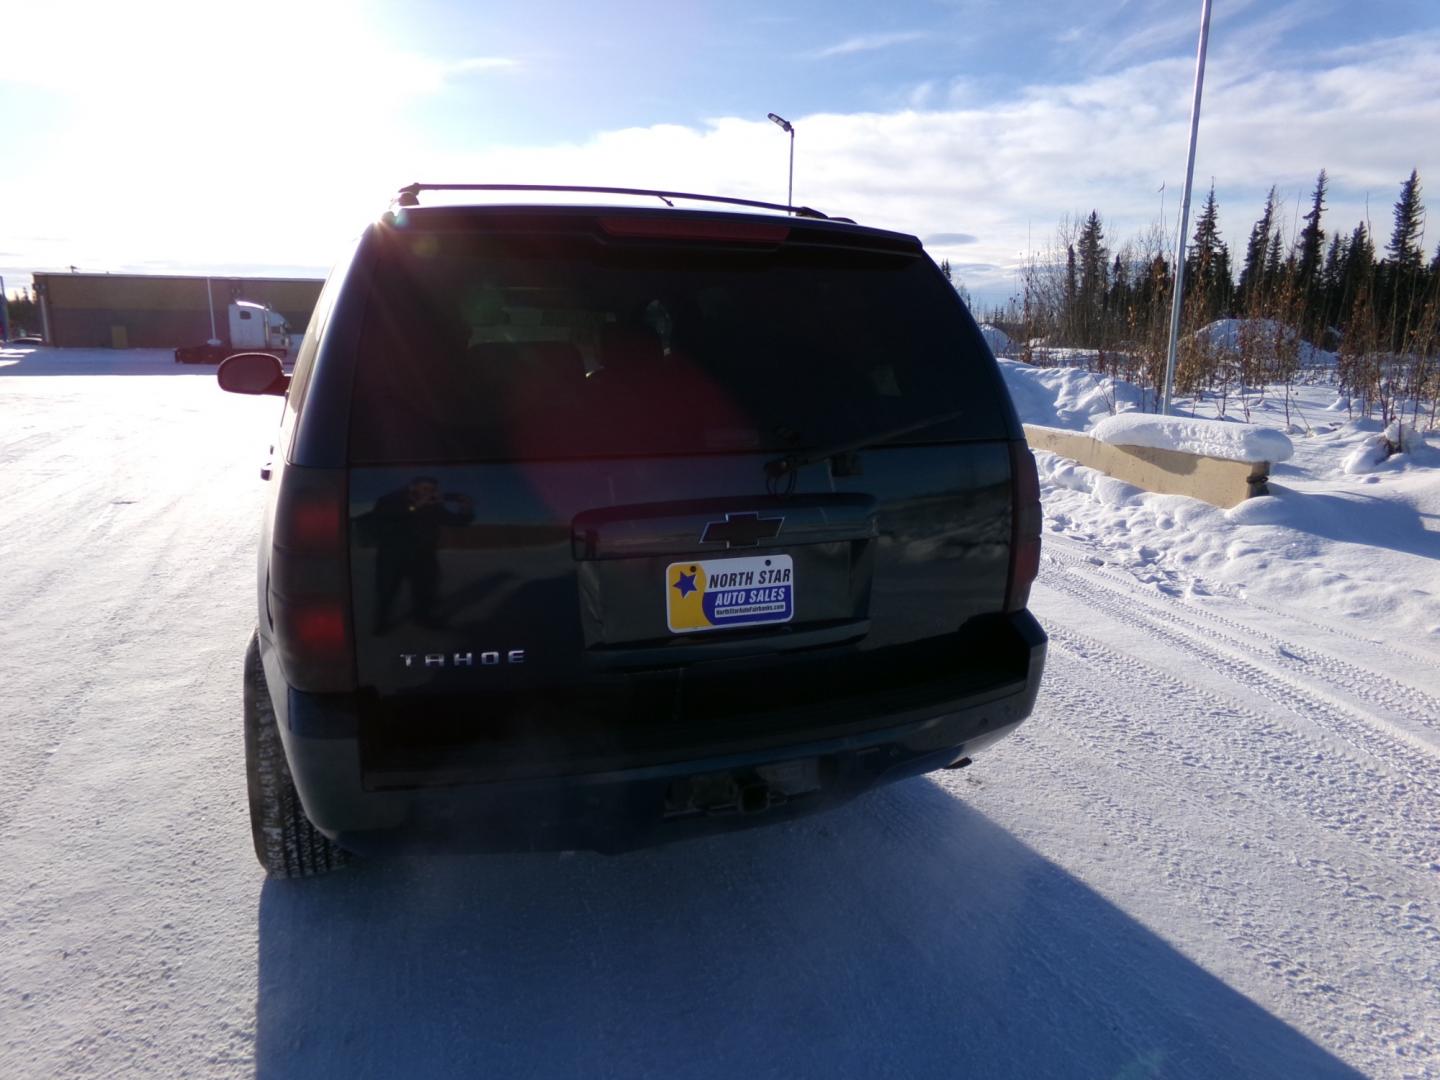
1005;441;1042;613
270;466;355;692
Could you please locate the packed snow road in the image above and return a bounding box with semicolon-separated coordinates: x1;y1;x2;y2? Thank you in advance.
2;349;1437;1079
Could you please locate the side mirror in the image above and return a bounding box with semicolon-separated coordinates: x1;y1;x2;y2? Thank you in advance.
218;352;290;396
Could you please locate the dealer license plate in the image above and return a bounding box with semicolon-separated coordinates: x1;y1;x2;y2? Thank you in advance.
666;555;795;634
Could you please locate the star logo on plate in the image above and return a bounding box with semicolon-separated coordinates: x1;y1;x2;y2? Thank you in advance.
673;569;698;598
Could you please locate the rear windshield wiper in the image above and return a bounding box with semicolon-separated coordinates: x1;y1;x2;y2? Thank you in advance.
764;408;970;478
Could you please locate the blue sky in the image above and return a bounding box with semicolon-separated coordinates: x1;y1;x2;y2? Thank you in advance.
3;0;1438;305
390;0;1434;137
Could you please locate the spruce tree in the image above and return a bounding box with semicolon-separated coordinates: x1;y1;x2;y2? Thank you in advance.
1064;243;1078;341
1296;171;1328;284
1075;211;1109;345
1185;186;1232;322
1264;227;1286;297
1381;170;1426;349
1238;187;1278;307
1320;232;1348;335
1387;169;1424;272
1077;212;1106;292
1187;187;1221;268
1108;253;1128;317
1337;222;1374;325
1295;170;1328;331
1322;234;1346;292
1219;243;1234;316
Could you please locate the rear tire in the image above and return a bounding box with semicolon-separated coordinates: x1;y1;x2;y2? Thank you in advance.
243;632;348;877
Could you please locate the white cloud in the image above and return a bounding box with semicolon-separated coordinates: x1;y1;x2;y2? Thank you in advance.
907;81;938;110
808;31;931;59
446;57;521;75
416;32;1438;301
1074;0;1270;72
5;22;1436;303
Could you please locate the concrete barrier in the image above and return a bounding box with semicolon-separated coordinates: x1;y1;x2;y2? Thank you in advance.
1022;424;1271;509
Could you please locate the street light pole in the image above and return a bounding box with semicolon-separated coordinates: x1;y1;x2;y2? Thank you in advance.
767;112;795;209
1161;0;1213;415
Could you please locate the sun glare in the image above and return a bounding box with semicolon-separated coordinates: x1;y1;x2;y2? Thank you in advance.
5;0;436;272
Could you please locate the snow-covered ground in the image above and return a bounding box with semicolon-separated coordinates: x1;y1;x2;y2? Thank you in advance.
1002;358;1440;644
2;346;1438;1079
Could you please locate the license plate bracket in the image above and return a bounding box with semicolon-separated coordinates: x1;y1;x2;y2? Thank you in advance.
666;554;794;634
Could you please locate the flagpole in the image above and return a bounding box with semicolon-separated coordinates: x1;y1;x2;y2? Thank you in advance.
1161;0;1213;415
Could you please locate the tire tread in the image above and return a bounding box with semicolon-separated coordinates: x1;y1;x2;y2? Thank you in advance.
243;633;348;878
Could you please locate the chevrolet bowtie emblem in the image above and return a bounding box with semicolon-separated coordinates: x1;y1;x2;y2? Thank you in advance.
700;512;784;548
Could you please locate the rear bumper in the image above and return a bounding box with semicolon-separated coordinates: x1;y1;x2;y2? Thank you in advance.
262;611;1046;854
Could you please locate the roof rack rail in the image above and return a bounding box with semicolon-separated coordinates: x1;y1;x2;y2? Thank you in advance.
391;183;834;221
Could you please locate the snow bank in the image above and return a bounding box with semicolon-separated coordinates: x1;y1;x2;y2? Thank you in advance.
1341;421;1429;474
1193;318;1336;367
978;324;1012;354
1091;413;1294;464
1006;354;1439;644
1342;433;1394;474
1035;451;1146;509
997;359;1144;431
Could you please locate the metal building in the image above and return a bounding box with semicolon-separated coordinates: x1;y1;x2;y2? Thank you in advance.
32;273;324;349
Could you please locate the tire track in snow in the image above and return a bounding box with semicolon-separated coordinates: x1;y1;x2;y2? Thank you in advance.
1038;559;1440;811
1042;507;1440;670
975;736;1437;1072
1034;624;1440;886
1042;540;1440;734
957;645;1439;1070
965;728;1437;1073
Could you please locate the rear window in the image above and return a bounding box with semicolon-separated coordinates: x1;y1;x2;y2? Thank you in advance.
348;225;1009;463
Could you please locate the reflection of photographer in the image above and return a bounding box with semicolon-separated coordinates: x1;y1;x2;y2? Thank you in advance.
366;477;473;633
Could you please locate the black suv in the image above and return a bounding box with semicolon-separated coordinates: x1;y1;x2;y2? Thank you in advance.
222;184;1045;877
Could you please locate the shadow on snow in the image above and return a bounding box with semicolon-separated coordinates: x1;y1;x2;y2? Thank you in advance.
255;779;1362;1080
1261;482;1440;560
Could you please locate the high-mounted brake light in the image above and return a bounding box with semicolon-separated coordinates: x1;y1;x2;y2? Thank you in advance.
1005;441;1042;613
598;217;790;243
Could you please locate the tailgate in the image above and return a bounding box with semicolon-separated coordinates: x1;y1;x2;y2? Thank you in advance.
347;444;1014;778
339;213;1023;777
